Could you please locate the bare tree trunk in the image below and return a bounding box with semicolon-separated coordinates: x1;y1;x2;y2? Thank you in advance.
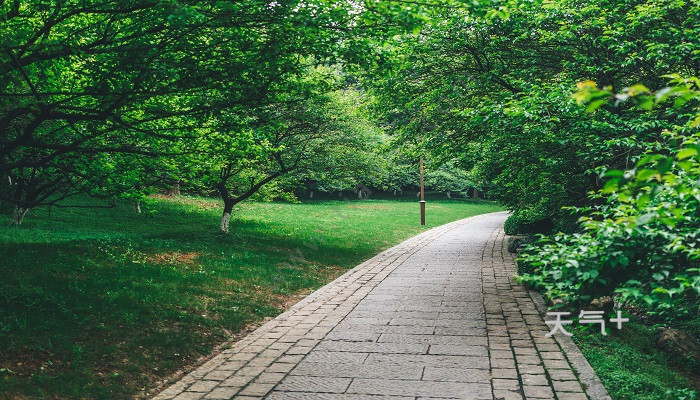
309;190;314;199
134;201;142;213
220;200;234;233
472;188;480;199
446;191;451;199
220;212;231;233
9;206;29;225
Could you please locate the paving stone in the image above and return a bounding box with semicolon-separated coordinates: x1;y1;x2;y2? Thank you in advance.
515;355;542;365
513;347;537;356
219;375;253;387
517;364;546;375
490;358;516;369
201;370;233;381
523;385;555;398
291;362;422;380
173;393;204;400
366;353;489;368
540;351;566;360
490;350;515;359
428;344;488;356
186;380;219;392
237;383;275;397
379;333;487;346
275;376;351;393
203;387;240;399
422;367;490;382
492;378;520;390
552;380;584;393
152;213;607;400
267;393;413;400
521;373;549;386
491;368;518;379
302;351;368;363
253;372;286;384
548;368;577;381
314;340;428;354
556;392;589;400
265;363;296;374
347;378;492;398
493;389;524;400
543;358;571;369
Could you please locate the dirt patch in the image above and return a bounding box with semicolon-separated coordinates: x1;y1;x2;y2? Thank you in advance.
149;195;220;211
144;251;201;266
0;350;55;377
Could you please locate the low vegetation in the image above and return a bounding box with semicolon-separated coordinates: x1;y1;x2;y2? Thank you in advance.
573;321;699;400
0;196;500;399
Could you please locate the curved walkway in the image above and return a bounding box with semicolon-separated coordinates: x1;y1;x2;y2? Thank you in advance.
153;212;608;400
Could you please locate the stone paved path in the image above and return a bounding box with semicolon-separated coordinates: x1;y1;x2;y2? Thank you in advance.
153;212;608;400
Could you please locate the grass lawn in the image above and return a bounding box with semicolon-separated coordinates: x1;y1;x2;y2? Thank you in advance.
572;321;699;400
0;196;502;399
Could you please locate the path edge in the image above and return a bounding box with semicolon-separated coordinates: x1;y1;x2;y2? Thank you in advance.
528;289;612;400
151;212;503;399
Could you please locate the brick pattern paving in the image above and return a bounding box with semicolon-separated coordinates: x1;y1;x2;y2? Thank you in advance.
153;212;607;400
482;228;593;400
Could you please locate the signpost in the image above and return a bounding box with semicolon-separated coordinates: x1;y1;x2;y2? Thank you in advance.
420;156;426;225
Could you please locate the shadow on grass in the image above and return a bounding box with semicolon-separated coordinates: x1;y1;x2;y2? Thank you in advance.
0;196;502;399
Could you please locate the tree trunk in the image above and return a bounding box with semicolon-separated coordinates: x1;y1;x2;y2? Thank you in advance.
220;200;234;233
472;188;479;199
309;190;314;199
393;189;397;196
9;206;29;225
446;191;451;199
134;201;142;213
166;183;180;197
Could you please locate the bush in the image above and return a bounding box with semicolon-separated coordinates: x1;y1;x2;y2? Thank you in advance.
518;133;700;319
504;209;554;235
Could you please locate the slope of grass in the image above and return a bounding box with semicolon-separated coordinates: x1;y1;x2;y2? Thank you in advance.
0;196;502;399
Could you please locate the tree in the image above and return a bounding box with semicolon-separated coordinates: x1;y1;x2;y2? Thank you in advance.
182;71;379;232
289;88;389;198
425;161;475;198
519;80;700;319
0;0;381;224
367;0;699;232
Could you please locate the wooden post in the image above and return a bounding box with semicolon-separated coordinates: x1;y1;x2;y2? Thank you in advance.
419;156;426;225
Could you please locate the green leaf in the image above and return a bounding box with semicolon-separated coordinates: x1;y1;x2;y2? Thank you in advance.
602;178;620;193
585;99;607;112
636;169;657;181
634;96;654;110
677;148;698;160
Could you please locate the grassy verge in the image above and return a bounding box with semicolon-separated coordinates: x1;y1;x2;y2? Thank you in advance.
571;320;699;400
0;196;502;399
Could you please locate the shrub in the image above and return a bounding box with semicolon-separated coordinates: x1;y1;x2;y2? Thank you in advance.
504;209;554;235
518;133;699;319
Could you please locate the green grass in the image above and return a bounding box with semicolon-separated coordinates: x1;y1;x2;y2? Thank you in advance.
0;196;502;399
572;322;699;400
